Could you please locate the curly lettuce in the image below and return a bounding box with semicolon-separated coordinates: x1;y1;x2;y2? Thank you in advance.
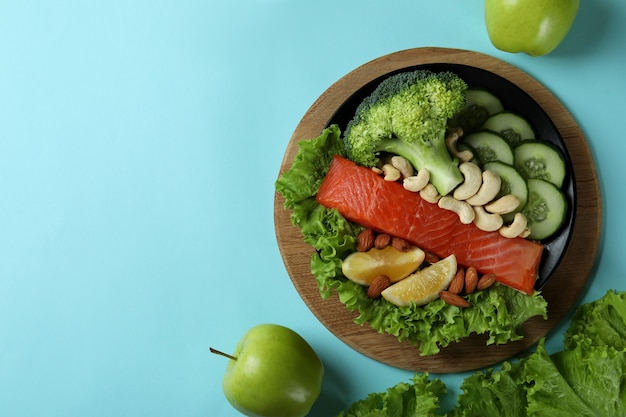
335;290;626;417
276;123;345;209
336;373;446;417
563;289;626;351
275;124;547;355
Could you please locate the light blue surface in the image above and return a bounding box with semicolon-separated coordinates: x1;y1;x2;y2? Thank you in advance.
0;1;624;416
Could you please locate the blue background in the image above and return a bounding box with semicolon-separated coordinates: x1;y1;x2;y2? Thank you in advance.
0;1;624;416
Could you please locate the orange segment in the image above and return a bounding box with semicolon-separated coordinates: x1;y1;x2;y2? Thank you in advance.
381;254;457;307
341;246;425;286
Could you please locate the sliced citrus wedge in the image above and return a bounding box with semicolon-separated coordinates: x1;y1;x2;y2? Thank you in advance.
381;254;457;307
342;245;425;286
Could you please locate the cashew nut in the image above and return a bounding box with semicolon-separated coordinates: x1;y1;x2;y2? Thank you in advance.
403;168;430;192
473;205;504;232
453;162;483;201
381;163;401;182
466;170;502;206
484;194;521;215
391;155;414;178
419;183;441;204
438;196;475;224
499;212;528;238
445;127;474;163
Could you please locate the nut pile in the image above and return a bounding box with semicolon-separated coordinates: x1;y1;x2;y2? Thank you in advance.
439;266;497;308
355;227;412;254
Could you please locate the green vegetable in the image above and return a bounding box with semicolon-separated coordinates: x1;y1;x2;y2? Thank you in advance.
275;124;345;209
521;340;600;416
563;290;626;351
461;130;514;166
549;342;626;416
275;125;360;295
481;111;535;147
334;290;626;417
454;360;528;416
275;126;547;355
449;87;504;135
336;373;446;417
343;70;467;196
514;140;567;188
522;178;568;240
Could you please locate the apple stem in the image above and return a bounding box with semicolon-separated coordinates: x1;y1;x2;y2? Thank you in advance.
209;347;238;361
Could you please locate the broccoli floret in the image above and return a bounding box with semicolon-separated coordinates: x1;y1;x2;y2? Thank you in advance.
344;70;468;196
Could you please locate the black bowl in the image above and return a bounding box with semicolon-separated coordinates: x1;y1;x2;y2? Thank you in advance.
326;63;576;290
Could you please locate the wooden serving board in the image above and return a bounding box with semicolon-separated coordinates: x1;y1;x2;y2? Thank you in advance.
273;47;602;372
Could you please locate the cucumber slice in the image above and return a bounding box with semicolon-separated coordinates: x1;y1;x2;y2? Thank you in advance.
481;112;535;147
449;88;504;135
514;140;567;188
522;179;567;240
461;130;514;166
483;161;528;222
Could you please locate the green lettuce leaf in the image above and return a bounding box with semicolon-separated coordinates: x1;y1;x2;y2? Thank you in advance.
336;373;446;417
275;124;345;208
334;290;626;417
347;284;546;356
454;338;626;417
563;289;626;351
523;340;598;416
551;343;626;416
453;360;527;417
275;124;548;355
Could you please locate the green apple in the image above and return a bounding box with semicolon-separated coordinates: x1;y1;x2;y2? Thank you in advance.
211;324;324;417
484;0;580;56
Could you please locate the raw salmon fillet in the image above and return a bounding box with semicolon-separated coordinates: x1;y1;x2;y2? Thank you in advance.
316;155;544;295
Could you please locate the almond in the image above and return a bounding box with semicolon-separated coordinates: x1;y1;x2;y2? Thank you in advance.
424;251;440;264
439;290;470;308
374;233;391;249
477;273;497;291
367;275;391;298
448;266;465;294
356;228;375;252
391;236;411;252
464;266;478;294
